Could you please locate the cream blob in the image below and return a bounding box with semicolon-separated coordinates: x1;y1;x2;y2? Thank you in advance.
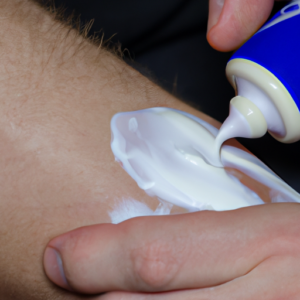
110;107;300;217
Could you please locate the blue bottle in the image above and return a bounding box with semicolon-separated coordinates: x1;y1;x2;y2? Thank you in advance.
225;0;300;143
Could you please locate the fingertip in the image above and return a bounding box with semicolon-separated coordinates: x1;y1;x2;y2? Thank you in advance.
44;223;123;294
207;0;275;52
207;25;244;52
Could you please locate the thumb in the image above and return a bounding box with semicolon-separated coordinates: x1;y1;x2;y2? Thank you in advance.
207;0;275;51
43;204;298;295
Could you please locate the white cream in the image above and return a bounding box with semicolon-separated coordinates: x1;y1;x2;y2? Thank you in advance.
110;107;300;217
109;198;173;224
214;103;252;164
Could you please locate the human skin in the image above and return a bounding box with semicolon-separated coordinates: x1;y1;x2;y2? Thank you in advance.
207;0;287;51
0;1;223;299
47;205;300;300
42;0;300;299
1;0;298;300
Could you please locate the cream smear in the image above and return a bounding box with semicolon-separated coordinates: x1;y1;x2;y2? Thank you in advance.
110;107;300;219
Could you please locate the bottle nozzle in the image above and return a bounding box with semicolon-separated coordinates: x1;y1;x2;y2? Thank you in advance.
214;96;268;167
230;96;268;138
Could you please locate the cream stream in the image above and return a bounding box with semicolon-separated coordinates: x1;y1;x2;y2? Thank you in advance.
110;107;300;219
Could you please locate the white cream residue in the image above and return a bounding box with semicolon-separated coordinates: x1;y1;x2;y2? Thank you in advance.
110;107;300;219
109;198;173;224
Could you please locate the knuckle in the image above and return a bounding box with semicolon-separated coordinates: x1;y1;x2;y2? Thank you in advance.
131;239;181;290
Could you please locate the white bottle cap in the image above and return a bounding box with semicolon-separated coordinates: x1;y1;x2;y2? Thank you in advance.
230;96;268;138
226;59;300;143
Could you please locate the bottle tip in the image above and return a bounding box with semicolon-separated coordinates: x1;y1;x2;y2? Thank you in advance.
230;96;268;139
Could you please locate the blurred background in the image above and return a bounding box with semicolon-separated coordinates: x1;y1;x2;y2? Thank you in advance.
43;0;300;192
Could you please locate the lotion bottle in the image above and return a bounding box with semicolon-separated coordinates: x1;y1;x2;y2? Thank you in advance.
223;0;300;143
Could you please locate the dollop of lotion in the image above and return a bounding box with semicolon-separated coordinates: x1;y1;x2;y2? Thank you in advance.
111;107;300;212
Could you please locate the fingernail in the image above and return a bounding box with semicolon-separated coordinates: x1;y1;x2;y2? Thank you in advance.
44;246;72;291
207;0;225;32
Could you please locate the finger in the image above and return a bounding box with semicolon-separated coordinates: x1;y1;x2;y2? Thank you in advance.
207;0;274;51
207;0;225;33
102;254;300;300
43;204;300;294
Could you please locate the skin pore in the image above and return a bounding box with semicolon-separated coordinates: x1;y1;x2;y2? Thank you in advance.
1;0;299;300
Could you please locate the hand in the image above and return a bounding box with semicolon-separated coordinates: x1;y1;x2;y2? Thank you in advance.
44;203;300;299
207;0;287;51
